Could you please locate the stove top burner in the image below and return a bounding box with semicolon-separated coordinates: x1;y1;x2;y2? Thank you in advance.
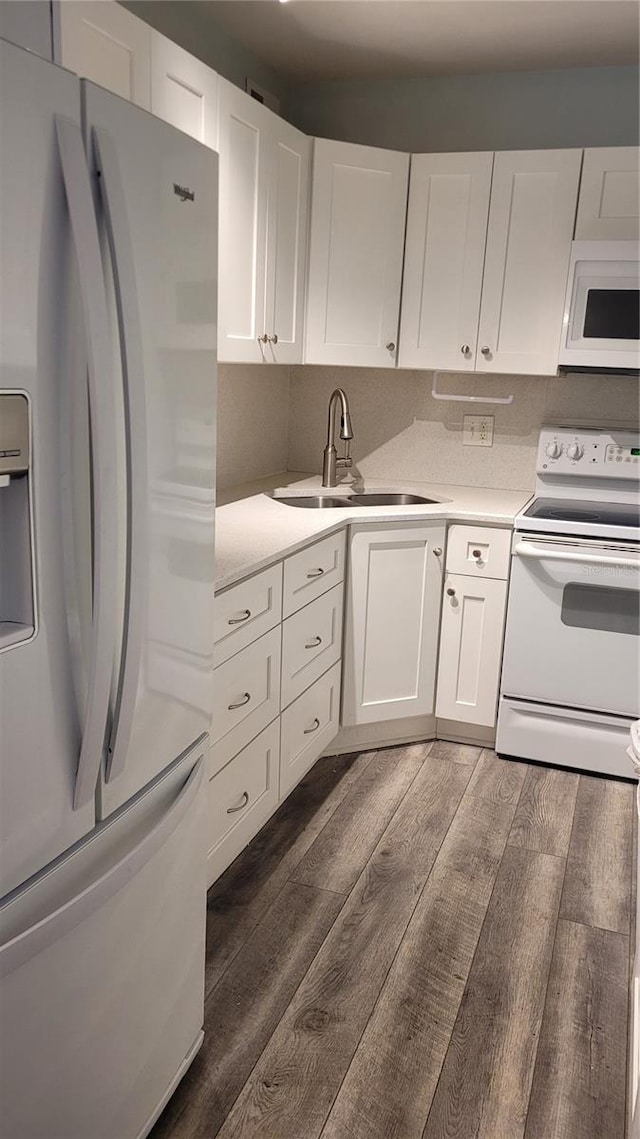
523;497;640;530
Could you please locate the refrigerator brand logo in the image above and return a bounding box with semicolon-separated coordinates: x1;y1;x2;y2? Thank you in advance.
173;183;195;202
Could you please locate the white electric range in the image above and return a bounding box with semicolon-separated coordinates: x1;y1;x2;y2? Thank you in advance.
496;425;640;779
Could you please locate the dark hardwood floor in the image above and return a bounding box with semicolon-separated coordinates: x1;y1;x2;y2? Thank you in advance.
150;742;635;1139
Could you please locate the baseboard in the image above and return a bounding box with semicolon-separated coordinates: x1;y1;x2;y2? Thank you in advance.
435;719;496;748
323;715;437;755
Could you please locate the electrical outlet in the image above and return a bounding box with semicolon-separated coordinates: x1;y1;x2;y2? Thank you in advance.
463;415;494;447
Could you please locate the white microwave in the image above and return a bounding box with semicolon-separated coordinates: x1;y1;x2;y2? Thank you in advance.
559;240;639;373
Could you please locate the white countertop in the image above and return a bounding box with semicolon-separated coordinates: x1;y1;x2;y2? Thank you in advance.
214;472;532;591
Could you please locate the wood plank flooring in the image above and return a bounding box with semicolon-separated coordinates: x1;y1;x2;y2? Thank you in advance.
150;743;635;1139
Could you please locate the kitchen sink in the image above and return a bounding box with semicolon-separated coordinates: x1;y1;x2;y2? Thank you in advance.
271;492;439;509
347;492;439;506
271;495;353;508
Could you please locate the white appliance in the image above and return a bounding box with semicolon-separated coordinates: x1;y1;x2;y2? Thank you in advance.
559;240;640;373
496;425;639;778
0;38;217;1139
629;722;640;1139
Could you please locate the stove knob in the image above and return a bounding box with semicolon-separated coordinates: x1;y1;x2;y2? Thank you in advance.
567;442;584;461
545;440;563;459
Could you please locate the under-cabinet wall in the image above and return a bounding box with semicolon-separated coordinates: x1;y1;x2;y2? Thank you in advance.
217;364;290;491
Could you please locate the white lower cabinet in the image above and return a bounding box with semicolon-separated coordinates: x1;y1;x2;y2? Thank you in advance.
280;661;342;799
281;583;344;709
207;719;280;887
343;523;445;726
435;574;508;727
210;625;281;777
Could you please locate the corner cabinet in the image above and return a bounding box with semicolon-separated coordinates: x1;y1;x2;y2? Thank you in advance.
342;523;445;726
150;32;218;149
58;0;151;108
400;148;582;376
305;139;409;367
575;147;640;240
217;78;310;364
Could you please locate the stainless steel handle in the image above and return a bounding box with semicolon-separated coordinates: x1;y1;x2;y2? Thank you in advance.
305;636;322;649
446;587;456;596
257;333;268;344
55;117;119;810
433;547;443;556
304;718;321;735
461;344;471;355
228;609;251;625
386;342;395;351
228;692;251;710
306;568;325;579
481;346;491;356
268;334;278;344
514;542;640;570
226;791;249;815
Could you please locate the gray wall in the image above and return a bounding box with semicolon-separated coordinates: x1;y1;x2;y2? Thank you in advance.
285;65;639;151
121;0;289;105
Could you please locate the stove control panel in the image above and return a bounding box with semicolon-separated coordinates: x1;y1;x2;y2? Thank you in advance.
537;427;640;480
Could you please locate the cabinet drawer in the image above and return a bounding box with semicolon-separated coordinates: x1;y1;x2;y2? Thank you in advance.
280;661;341;800
445;524;511;579
207;719;280;887
211;626;281;775
281;583;343;709
214;563;283;666
283;532;345;618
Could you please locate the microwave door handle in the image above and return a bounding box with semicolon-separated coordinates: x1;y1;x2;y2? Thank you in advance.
514;542;640;571
55;117;119;810
91;126;148;787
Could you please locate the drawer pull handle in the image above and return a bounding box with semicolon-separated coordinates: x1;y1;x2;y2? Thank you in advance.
306;568;325;578
305;635;322;649
227;791;249;814
228;692;251;710
228;609;251;625
304;718;321;735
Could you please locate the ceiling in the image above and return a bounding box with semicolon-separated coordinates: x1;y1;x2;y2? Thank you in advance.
205;0;640;83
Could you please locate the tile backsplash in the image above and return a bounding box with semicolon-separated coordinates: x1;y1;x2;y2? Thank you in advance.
217;363;290;490
287;367;640;491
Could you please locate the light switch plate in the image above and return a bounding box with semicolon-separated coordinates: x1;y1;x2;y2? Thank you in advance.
463;415;494;447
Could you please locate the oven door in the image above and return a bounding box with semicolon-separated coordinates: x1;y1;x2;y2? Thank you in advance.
559;240;639;370
501;535;640;717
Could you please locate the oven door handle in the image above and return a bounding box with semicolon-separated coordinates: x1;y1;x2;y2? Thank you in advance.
514;542;640;571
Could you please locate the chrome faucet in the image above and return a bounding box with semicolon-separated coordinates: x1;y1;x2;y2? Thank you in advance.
321;388;354;488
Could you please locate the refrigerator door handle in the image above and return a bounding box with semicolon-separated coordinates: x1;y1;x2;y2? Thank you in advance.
55;116;119;810
91;126;149;786
0;753;204;978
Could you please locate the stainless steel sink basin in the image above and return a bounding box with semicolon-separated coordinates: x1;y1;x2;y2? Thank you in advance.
348;493;439;506
271;495;353;509
271;491;439;509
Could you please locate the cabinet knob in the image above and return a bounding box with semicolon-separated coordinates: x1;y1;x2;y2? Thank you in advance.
446;587;456;597
481;346;491;356
433;547;443;556
472;549;483;559
461;345;471;356
268;334;278;344
386;342;395;352
257;333;268;344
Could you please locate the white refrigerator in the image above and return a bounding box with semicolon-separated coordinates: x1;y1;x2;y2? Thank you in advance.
0;38;217;1139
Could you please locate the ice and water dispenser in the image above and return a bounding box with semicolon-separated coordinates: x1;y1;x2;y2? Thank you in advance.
0;394;35;649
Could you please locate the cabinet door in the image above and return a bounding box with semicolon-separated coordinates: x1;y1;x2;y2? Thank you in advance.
476;149;581;375
399;152;493;371
58;0;150;108
305;139;409;367
575;147;640;240
217;78;270;363
0;0;52;59
263;116;310;364
150;32;218;150
435;574;508;728
342;523;445;726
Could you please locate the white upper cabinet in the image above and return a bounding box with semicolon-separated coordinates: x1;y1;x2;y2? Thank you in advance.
217;78;309;364
58;0;150;108
305;139;410;367
575;147;640;240
476;149;582;375
399;152;493;371
0;0;52;59
150;32;218;150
